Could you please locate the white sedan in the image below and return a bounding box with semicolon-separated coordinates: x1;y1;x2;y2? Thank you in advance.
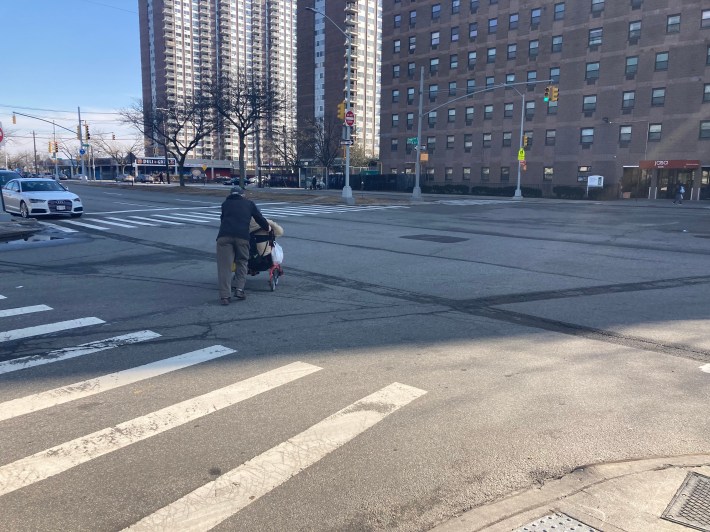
2;178;83;218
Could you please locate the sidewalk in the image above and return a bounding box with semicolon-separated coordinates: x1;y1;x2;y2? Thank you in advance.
431;455;710;532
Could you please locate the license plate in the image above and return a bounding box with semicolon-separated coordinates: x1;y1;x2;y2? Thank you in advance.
55;205;66;210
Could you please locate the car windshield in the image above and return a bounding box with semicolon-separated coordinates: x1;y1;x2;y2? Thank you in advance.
21;180;66;192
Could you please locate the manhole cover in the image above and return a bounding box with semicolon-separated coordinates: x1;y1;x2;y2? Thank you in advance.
400;234;468;243
662;471;710;531
515;512;599;531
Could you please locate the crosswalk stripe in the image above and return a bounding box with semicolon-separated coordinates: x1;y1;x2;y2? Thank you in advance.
0;361;321;497
125;382;427;531
0;345;236;422
153;214;211;223
0;295;6;300
83;219;137;228
104;216;157;226
173;213;219;222
127;215;184;225
260;210;304;217
0;317;106;343
61;220;111;231
0;305;52;318
38;221;79;233
0;330;161;376
701;364;710;373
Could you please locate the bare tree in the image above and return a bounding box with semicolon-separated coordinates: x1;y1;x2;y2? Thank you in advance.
92;135;142;177
56;141;81;176
121;93;216;186
268;125;308;174
309;115;342;180
213;70;280;187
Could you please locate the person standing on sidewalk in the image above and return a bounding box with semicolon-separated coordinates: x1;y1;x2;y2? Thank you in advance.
216;186;270;305
674;183;685;204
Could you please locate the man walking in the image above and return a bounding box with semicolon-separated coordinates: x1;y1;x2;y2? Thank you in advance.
216;186;270;305
674;183;685;204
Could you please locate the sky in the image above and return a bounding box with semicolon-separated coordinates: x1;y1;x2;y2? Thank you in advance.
0;0;143;157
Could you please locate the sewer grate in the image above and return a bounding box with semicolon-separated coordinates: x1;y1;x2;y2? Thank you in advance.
662;472;710;531
515;512;599;532
400;234;468;243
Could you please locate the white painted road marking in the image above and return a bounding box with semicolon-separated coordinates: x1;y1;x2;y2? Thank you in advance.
104;216;157;226
38;221;78;233
0;330;161;376
125;382;427;531
128;215;183;225
0;362;322;497
0;317;105;343
701;364;710;373
0;305;52;318
61;220;110;231
153;214;211;223
0;345;236;422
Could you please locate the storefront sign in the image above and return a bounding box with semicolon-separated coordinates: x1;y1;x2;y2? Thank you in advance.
639;160;700;169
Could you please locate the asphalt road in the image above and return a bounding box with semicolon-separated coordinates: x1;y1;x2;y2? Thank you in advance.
1;183;709;531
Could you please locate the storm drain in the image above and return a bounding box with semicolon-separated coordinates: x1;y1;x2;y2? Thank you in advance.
515;512;599;532
662;472;710;531
400;234;468;243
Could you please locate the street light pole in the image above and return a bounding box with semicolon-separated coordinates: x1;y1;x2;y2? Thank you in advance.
305;6;354;205
515;91;525;199
413;66;424;201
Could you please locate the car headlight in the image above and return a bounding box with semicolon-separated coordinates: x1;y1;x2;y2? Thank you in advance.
72;197;82;203
29;198;45;203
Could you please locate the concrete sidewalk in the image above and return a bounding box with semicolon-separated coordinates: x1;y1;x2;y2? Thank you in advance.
431;455;710;532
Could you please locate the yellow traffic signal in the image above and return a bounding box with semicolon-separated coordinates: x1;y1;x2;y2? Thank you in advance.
337;101;346;121
48;141;53;153
12;113;17;124
551;86;559;102
523;135;529;148
543;86;551;102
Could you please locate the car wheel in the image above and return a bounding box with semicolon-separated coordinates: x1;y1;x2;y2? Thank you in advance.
70;213;83;218
20;202;30;218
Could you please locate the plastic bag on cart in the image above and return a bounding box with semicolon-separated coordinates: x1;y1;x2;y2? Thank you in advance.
272;242;284;264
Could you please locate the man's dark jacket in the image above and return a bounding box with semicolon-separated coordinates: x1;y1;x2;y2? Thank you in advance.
216;194;269;241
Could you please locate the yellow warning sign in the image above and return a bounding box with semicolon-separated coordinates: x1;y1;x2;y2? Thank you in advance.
517;148;526;161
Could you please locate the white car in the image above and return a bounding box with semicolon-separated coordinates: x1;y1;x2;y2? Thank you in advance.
2;178;83;218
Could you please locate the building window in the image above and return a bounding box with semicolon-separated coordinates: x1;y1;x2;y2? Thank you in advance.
394;14;401;28
407;87;415;104
406;113;414;128
543;167;554;182
648;124;662;141
700;121;710;139
655;51;669;71
468;51;477;68
408;62;416;77
464;134;473;151
430;58;439;74
591;0;604;13
554;2;565;20
448;81;457;96
586;62;600;80
529;40;539;58
469;22;478;40
507;44;517;60
465;106;474;123
550;67;560;83
392;89;400;103
704;84;710;102
625;56;638;75
428;111;437;126
466;78;475;94
470;0;479;12
452;0;460;14
545;129;556;145
393;40;401;53
450;54;458;69
583;95;597;112
447;135;455;149
487;48;496;63
500;167;510;183
445;167;454;180
481;167;490;182
702;10;710;28
651;88;665;106
486;76;495;88
531;8;541;26
551;35;563;53
489;18;498;34
707;45;710;65
393;65;400;78
509;13;519;30
504;103;514;118
431;31;440;47
429;84;438;101
484;105;493;119
619;125;632;142
463;167;471;180
527;70;537;87
409;36;416;53
392;114;399;127
524;130;534;146
409;10;417;26
622;90;635;109
629;21;641;40
391;139;398;151
667;14;680;33
451;27;459;42
580;128;594;144
432;4;441;20
525;101;535;117
589;28;602;47
502;131;512;146
506;73;515;86
547;101;558;115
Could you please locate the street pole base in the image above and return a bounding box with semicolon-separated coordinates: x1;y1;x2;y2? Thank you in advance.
513;189;523;199
342;186;355;205
411;187;422;201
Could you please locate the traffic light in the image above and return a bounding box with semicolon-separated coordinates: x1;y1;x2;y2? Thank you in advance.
48;141;53;153
543;85;551;102
84;123;90;140
551;86;559;102
12;113;16;124
76;125;82;140
523;135;529;148
337;101;346;121
112;133;116;140
53;142;59;153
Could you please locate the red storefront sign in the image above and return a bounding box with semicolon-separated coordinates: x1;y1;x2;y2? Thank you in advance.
639;160;700;169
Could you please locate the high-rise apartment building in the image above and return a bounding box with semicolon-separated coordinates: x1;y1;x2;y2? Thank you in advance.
380;0;710;199
297;0;383;160
138;0;297;167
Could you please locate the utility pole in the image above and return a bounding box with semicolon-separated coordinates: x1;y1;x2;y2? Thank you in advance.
32;131;38;174
413;67;424;201
53;122;59;179
78;107;87;178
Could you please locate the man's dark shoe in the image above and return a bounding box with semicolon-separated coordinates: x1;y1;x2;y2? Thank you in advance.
220;297;230;305
235;289;246;300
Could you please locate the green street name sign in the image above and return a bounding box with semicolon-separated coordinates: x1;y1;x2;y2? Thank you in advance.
406;137;418;146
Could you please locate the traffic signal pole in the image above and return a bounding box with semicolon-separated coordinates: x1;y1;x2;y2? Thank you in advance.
77;107;86;178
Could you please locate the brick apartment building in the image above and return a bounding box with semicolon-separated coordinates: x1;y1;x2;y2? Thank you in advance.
379;0;710;199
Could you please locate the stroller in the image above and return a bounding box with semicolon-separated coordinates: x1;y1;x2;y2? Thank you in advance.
245;229;284;291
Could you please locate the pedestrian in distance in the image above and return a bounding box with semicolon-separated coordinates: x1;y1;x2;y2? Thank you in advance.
673;183;685;204
216;186;270;305
311;176;317;191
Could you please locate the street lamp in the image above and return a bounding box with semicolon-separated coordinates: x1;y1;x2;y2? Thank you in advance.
305;6;355;205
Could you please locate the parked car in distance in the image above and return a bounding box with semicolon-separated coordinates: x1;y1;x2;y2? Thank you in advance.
74;174;89;181
2;178;83;218
136;174;155;183
116;174;135;182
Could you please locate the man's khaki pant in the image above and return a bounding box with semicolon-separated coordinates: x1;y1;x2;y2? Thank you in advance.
216;236;250;299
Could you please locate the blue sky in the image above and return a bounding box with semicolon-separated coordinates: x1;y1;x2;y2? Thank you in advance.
1;0;142;153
